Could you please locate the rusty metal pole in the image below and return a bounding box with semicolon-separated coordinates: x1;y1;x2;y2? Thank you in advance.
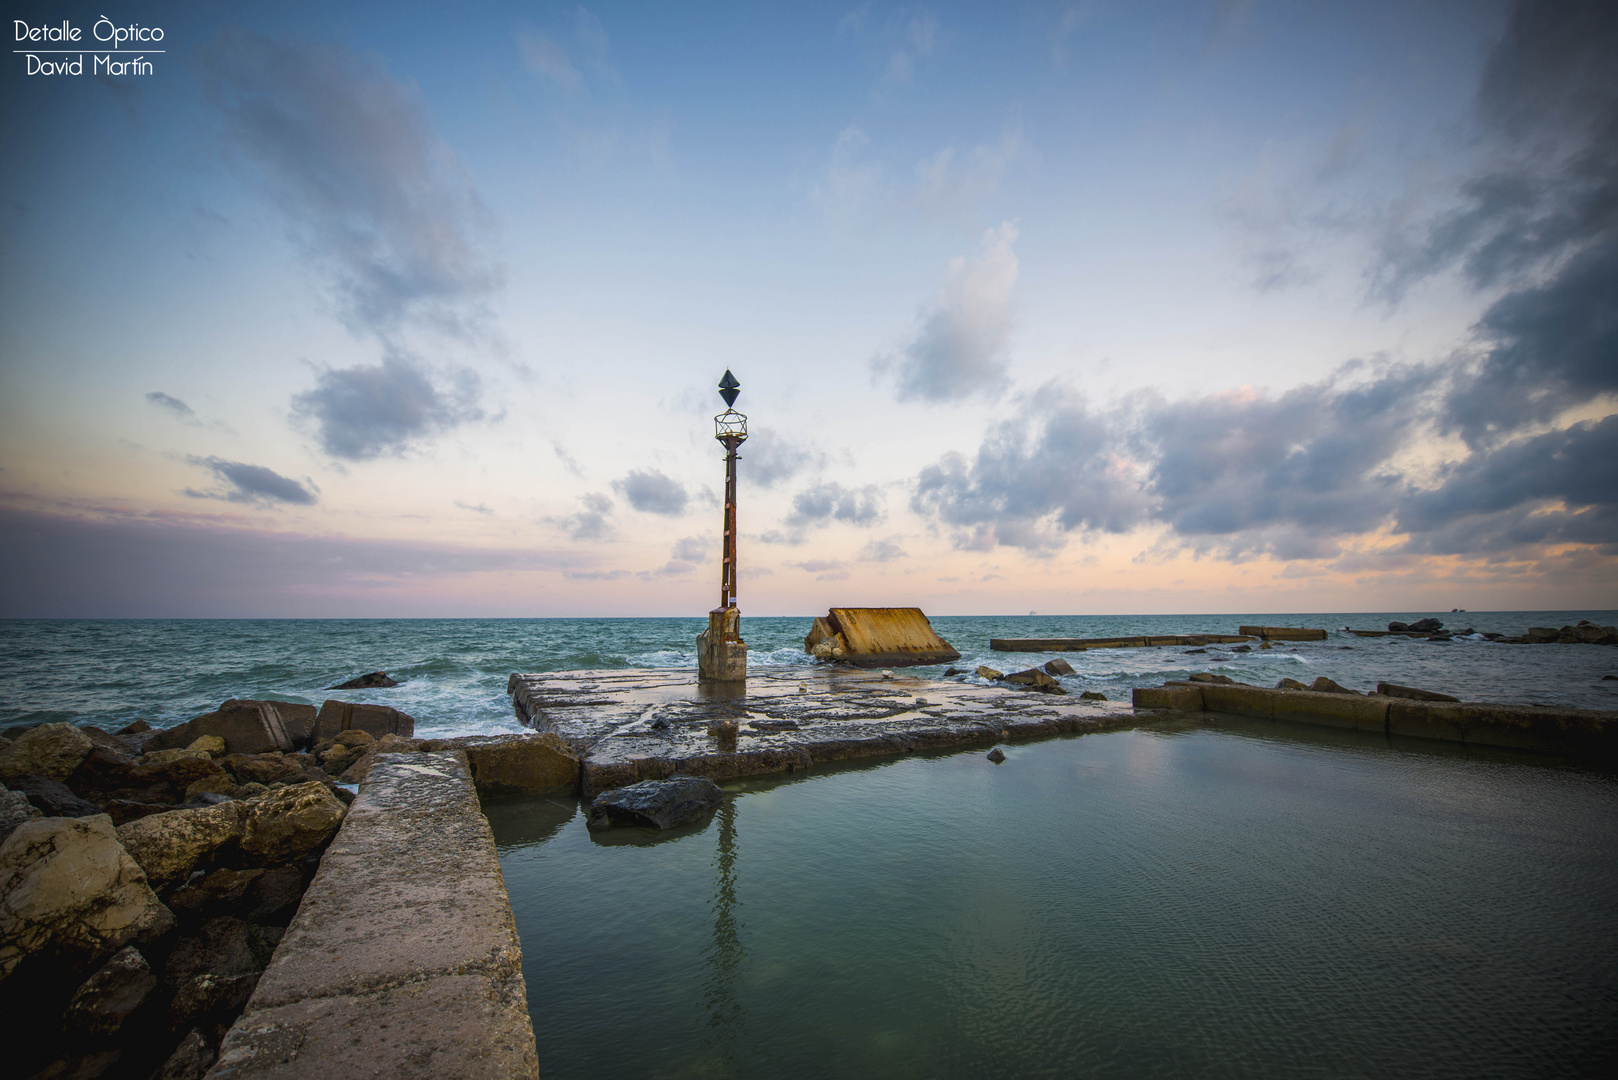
719;434;740;613
699;372;748;682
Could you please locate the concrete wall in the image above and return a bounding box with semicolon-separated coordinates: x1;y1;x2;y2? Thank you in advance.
207;751;538;1079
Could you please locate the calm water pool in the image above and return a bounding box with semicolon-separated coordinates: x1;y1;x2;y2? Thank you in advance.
488;719;1618;1079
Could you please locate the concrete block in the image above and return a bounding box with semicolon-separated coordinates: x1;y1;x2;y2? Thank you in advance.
1131;685;1205;711
418;734;579;796
210;751;536;1079
1200;685;1390;733
310;701;414;745
147;702;293;756
1387;701;1616;755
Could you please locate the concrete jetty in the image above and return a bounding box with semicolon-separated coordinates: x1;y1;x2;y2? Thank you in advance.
507;666;1139;796
208;751;538;1079
1132;681;1617;758
991;634;1253;652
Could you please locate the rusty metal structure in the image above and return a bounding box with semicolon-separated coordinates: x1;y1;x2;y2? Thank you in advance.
698;371;748;683
804;607;960;667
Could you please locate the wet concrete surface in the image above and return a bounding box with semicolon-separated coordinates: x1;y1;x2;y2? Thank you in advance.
507;665;1148;796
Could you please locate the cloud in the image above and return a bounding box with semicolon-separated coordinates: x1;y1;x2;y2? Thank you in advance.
455;501;494;515
787;558;850;582
614;469;689;515
146;392;197;422
556;492;614;540
185;457;317;506
518;30;582;92
518;8;616;93
670;535;710;562
741;428;822;488
291;349;483;460
875;222;1018;402
785;482;885;529
198;29;501;340
860;535;907;562
811;127;1020;224
0;506;583;617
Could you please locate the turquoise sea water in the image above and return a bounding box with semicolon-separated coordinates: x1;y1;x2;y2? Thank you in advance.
2;611;1616;735
490;720;1618;1079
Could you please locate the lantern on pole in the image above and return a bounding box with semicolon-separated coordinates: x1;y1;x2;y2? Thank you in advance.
697;370;748;683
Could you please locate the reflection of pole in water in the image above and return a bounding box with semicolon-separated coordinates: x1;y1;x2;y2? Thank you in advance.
702;799;745;1068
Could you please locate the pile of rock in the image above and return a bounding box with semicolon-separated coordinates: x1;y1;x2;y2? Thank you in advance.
1501;621;1618;645
0;696;409;1079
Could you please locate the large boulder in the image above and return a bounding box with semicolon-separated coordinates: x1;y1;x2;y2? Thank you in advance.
417;733;578;795
225;700;317;749
239;782;346;864
1002;668;1067;694
62;945;157;1038
115;802;249;889
310;700;415;745
6;774;102;817
587;775;723;831
1043;658;1076;676
219;753;304;786
328;671;398;690
1309;676;1358;694
145;702;295;756
0;723;93;782
0;815;175;982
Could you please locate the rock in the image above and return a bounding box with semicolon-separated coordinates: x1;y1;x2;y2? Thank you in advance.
706;720;739;748
1274;678;1309;690
1232;644;1252;652
26;1050;124;1079
1003;668;1067;693
239;782;347;864
1079;691;1108;701
0;723;93;783
0;787;42;844
1408;618;1443;633
1043;658;1076;676
145;702;294;757
588;776;723;831
336;734;426;785
129;752;229;801
1604;674;1617;681
330;729;375;749
414;734;575;795
309;700;414;745
65;743;142;798
62;945;156;1038
183;773;236;801
328;671;398;690
153;1029;215;1080
115;801;248;889
167;867;266;923
1308;676;1358;695
0;815;175;982
1376;682;1460;702
219;753;304;786
240;701;317;749
1183;648;1207;654
975;666;1004;680
986;748;1006;763
116;720;151;736
943;667;964;676
1260;641;1273;649
7;774;102;817
166;916;282;985
185;736;226;756
103;800;170;827
1188;672;1236;684
1387;621;1409;632
169;971;260;1032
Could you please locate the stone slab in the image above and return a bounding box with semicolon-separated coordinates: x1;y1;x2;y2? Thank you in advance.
508;667;1147;797
208;751;536;1079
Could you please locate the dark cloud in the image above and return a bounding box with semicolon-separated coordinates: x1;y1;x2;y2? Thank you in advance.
0;506;581;617
876;223;1017;402
557;493;613;541
614;469;688;516
786;482;884;528
912;392;1150;553
198;29;501;339
146;392;196;421
291;350;483;460
860;535;907;562
740;429;821;488
185;456;317;506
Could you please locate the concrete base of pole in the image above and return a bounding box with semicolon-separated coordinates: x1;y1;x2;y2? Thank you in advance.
697;607;747;683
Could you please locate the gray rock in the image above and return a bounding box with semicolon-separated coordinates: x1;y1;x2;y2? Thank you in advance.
1043;658;1076;676
6;774;102;817
63;945;156;1038
309;700;414;745
1188;672;1236;684
986;748;1006;763
1408;617;1444;633
328;671;399;690
0;787;43;844
145;702;294;757
1274;678;1309;690
0;723;94;783
1309;676;1358;695
115;801;249;889
165;915;281;985
239;781;347;864
1079;690;1108;701
587;776;723;831
169;970;260;1032
153;1028;215;1080
1002;668;1067;694
0;815;174;982
1375;682;1460;702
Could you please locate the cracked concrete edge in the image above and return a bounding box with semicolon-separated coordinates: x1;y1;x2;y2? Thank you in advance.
206;751;538;1079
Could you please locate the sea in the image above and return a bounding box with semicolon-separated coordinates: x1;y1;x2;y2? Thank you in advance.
2;611;1615;736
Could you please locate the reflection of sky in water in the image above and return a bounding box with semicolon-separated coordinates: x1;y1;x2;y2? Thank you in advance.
490;725;1618;1079
2;611;1615;735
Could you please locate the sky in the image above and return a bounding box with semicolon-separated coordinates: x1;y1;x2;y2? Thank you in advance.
1;0;1614;618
